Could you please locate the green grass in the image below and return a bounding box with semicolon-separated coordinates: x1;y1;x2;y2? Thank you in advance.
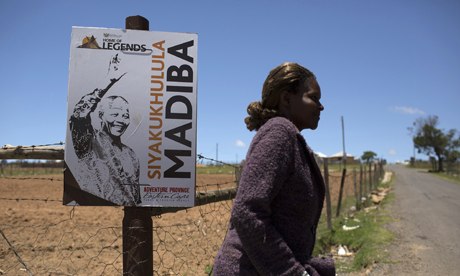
407;162;460;184
430;171;460;185
204;264;213;275
340;209;392;270
314;178;395;272
407;161;433;170
3;165;240;176
0;167;63;177
2;165;239;177
196;165;237;175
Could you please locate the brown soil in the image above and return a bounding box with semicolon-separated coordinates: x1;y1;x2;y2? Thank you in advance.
0;171;355;275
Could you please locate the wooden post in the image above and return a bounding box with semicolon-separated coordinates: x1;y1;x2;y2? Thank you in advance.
122;15;153;276
353;168;359;211
323;159;332;230
374;163;378;184
336;167;346;217
368;162;372;191
235;164;242;189
380;161;384;180
362;163;366;198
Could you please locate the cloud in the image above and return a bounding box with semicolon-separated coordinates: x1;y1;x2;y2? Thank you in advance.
391;106;425;115
235;139;246;148
388;149;397;156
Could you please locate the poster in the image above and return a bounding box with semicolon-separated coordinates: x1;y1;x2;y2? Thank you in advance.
64;27;197;207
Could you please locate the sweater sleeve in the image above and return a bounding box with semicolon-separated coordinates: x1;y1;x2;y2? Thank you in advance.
230;123;311;276
306;257;336;276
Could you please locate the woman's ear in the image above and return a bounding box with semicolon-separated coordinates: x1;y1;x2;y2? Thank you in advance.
278;90;291;116
279;90;291;108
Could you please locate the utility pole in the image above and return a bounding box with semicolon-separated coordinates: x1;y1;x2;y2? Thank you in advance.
336;116;347;217
341;116;346;169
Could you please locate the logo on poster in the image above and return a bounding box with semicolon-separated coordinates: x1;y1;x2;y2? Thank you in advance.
78;35;148;53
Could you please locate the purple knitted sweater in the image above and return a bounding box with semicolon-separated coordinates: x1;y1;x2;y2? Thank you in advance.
213;117;335;276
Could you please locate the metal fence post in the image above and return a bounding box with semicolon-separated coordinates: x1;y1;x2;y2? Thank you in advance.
122;15;153;276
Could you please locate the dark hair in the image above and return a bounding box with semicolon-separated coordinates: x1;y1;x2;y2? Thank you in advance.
244;62;315;131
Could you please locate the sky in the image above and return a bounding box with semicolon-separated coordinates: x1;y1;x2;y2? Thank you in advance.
0;0;459;164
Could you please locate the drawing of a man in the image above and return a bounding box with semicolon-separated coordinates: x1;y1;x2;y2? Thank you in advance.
69;75;141;205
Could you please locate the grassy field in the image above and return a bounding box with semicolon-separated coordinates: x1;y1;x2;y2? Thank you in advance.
0;166;62;176
408;162;460;184
196;165;237;175
1;165;238;177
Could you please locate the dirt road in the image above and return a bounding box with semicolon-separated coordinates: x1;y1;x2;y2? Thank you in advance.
371;165;460;275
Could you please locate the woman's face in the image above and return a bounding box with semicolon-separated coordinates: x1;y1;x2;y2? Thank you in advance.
287;78;324;131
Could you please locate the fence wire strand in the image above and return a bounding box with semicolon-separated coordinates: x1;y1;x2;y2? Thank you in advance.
0;157;237;275
1;151;385;275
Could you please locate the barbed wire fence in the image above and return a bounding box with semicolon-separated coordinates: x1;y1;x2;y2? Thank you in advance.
0;143;384;275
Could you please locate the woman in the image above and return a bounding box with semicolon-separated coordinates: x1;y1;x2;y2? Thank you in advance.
213;62;335;276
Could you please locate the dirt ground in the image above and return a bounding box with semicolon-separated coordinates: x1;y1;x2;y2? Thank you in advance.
0;170;355;275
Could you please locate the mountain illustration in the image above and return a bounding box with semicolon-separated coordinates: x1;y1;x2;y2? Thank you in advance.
78;35;101;49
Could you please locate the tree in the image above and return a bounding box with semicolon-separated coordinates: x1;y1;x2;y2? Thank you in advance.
410;115;460;172
444;129;460;171
361;151;377;164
